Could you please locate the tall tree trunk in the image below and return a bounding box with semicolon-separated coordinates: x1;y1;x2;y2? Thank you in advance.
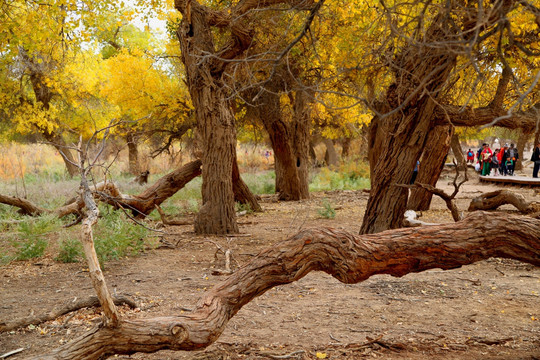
323;138;339;167
126;132;140;176
175;1;242;234
407;125;453;211
43;132;79;178
341;137;352;158
515;129;527;171
450;132;466;169
291;89;311;199
256;90;304;201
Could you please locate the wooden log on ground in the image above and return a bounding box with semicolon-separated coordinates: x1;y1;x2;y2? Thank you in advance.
36;212;539;360
468;190;540;214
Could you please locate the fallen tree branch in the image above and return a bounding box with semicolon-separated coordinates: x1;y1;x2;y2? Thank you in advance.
0;160;203;219
35;211;539;360
468;190;540;214
0;295;137;333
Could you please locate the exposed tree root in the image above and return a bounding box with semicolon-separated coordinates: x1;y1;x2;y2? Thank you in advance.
35;212;539;360
0;295;137;333
468;190;540;214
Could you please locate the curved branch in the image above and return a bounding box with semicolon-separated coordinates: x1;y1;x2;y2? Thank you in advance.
37;212;539;359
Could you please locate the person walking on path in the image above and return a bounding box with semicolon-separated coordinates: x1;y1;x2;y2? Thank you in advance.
491;149;500;176
532;142;540;178
480;143;493;176
507;143;519;175
499;143;509;175
466;149;475;164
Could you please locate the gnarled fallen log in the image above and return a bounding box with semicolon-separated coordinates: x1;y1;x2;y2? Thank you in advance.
36;212;539;360
468;190;540;214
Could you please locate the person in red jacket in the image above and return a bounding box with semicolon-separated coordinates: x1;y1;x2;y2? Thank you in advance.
479;143;493;176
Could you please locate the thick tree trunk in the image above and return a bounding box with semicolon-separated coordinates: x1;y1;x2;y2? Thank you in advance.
360;14;458;234
323;138;339;167
407;125;453;211
341;137;352;158
37;212;540;360
291;89;311;199
450;132;466;169
126;132;140;176
256;90;305;201
515;130;527;171
175;3;239;234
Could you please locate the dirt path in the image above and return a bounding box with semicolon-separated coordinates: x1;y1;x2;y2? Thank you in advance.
1;174;539;359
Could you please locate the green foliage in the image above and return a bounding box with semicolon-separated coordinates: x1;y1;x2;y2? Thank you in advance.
93;209;149;265
11;214;61;260
243;171;276;194
310;160;370;192
55;237;83;263
318;198;336;219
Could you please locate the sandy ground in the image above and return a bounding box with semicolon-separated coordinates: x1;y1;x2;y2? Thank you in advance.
1;169;539;359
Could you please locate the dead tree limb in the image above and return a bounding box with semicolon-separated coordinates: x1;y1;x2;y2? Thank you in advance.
0;295;137;333
36;212;539;360
402;162;467;222
468;190;540;214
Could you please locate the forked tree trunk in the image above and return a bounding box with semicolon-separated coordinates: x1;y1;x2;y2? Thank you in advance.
407;125;453;211
176;2;240;234
256;90;305;201
37;212;540;360
361;14;458;234
126;132;140;176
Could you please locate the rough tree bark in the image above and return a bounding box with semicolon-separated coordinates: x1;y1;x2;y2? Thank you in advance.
450;133;467;169
515;129;527;171
407;125;454;211
361;12;459;234
291;89;311;199
125;132;140;176
36;212;540;360
249;81;311;201
254;89;305;200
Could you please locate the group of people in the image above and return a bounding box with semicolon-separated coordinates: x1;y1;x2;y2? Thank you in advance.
467;143;519;176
